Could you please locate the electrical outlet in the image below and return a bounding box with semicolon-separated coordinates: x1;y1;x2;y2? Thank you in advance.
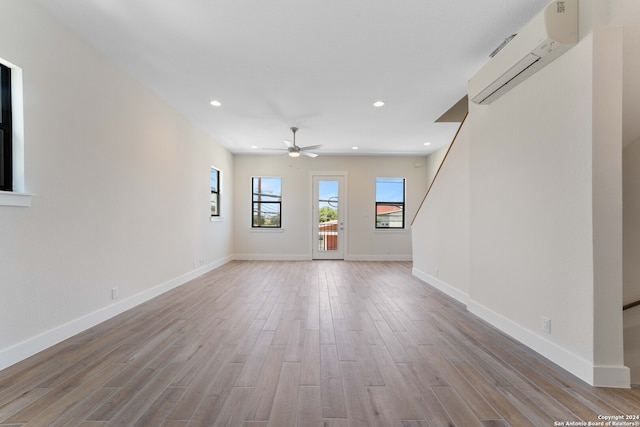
541;316;551;334
111;287;119;300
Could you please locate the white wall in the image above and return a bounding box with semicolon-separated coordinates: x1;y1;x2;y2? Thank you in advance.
591;0;625;384
623;16;640;148
412;120;470;302
423;145;449;187
624;138;640;384
233;155;431;260
468;32;599;381
0;0;234;370
623;28;640;307
412;0;629;387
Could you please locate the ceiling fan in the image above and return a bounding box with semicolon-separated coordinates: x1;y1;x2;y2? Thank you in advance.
269;127;322;158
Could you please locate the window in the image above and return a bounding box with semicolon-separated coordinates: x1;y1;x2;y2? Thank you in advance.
0;59;28;206
252;176;281;228
0;63;12;191
375;177;405;229
210;167;220;217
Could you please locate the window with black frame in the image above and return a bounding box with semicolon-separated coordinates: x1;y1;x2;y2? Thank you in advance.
210;167;220;217
375;177;405;229
252;176;281;228
0;63;12;192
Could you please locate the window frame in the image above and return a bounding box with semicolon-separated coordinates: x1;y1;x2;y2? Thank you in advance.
0;62;12;192
210;166;221;219
252;176;282;228
375;177;406;229
0;58;30;207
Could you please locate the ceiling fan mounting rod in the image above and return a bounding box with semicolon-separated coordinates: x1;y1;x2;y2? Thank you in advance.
290;127;298;146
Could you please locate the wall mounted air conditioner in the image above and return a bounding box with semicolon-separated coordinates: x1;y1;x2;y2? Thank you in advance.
469;0;579;105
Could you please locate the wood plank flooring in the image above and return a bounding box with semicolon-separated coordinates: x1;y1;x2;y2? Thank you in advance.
1;260;639;426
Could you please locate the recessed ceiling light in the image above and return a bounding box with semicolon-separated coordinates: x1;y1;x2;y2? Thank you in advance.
373;101;385;107
424;142;432;146
250;145;258;149
210;100;222;107
352;147;359;150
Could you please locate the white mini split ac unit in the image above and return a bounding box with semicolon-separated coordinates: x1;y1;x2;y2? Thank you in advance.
468;0;579;105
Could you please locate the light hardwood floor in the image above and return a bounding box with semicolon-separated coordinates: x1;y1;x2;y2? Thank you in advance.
1;261;639;426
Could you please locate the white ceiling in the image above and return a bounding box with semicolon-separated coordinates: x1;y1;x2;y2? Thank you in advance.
35;0;551;156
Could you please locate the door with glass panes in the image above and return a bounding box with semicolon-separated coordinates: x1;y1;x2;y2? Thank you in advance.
312;175;345;259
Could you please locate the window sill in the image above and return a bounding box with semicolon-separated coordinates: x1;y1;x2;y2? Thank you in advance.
210;216;224;222
250;228;284;233
0;191;33;207
373;228;407;233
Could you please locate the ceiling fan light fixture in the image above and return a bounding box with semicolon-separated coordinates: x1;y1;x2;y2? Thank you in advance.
261;126;321;158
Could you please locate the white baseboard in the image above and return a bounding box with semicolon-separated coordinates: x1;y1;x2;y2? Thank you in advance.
233;254;412;261
411;268;469;305
467;300;594;384
468;300;631;388
346;254;412;261
0;256;233;372
592;365;631;388
412;269;631;388
234;253;311;261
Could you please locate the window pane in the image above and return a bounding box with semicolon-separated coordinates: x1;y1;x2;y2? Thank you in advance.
211;192;218;216
0;63;11;191
318;179;339;252
376;178;404;202
0;130;4;188
252;202;281;227
0;69;3;125
253;177;281;202
376;203;404;228
210;168;218;192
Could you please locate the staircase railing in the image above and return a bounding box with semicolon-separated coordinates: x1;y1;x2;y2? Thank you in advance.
624;299;640;311
411;112;468;226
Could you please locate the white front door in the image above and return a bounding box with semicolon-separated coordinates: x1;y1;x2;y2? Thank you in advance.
312;175;345;260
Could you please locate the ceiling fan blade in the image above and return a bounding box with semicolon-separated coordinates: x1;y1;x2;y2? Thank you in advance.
302;152;319;158
261;147;288;152
283;140;293;148
300;144;323;151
